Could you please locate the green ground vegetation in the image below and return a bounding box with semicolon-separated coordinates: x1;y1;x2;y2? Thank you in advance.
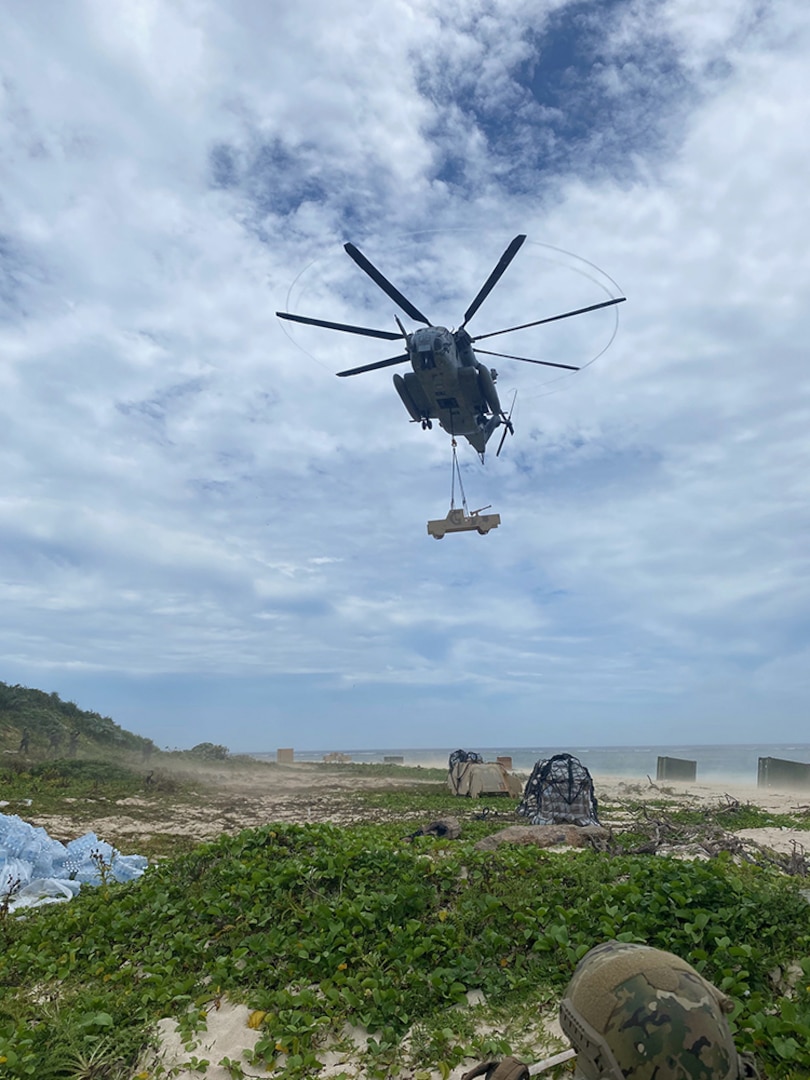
3;693;810;1077
2;802;810;1078
0;681;155;762
0;680;263;773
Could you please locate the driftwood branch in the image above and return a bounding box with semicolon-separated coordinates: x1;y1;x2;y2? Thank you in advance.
611;801;808;876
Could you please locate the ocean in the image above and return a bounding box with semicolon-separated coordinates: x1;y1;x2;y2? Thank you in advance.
252;744;810;785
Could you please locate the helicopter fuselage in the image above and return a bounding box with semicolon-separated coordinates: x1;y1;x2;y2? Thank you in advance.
277;233;624;461
393;326;503;455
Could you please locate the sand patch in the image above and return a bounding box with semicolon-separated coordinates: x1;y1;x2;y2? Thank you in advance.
594;775;810;816
25;767;437;849
150;1002;273;1080
735;827;810;855
147;997;565;1080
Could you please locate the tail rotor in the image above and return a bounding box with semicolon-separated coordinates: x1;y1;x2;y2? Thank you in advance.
495;391;517;457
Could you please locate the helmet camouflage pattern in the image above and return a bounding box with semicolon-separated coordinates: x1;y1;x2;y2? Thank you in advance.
559;941;745;1079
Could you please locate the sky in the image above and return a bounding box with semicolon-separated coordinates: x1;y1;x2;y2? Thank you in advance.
2;0;810;753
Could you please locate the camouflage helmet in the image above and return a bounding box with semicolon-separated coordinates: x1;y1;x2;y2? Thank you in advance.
559;941;744;1079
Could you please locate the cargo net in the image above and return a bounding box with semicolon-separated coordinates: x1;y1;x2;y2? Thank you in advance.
448;749;483;771
448;749;484;795
517;753;600;826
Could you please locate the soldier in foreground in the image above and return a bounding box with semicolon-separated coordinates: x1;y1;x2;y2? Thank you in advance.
463;940;758;1079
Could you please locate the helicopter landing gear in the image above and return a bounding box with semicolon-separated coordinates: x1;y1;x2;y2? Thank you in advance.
421;418;433;430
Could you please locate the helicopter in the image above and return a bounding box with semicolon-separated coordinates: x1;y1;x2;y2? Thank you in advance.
276;235;625;459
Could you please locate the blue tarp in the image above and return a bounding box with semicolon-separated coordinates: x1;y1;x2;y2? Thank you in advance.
0;812;148;911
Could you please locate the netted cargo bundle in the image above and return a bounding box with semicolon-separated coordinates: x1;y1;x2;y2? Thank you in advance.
517;753;600;826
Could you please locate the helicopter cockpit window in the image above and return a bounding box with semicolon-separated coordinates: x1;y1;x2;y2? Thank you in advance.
419;350;435;370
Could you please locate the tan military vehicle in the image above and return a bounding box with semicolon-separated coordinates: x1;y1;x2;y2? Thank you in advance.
427;506;501;539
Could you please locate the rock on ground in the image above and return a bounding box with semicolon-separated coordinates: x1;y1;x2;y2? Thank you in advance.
474;824;610;851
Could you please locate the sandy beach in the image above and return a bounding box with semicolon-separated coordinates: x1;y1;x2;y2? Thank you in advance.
19;763;810;887
27;763;810;855
21;764;810;1080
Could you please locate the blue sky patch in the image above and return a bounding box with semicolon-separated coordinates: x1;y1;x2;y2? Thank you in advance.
418;0;705;196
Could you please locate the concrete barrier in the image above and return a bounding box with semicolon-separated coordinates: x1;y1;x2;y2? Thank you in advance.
656;756;697;782
383;755;404;764
757;756;810;789
276;748;294;764
497;756;513;771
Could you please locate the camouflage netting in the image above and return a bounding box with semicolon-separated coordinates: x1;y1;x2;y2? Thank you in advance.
447;749;483;795
517;753;600;826
448;749;483;771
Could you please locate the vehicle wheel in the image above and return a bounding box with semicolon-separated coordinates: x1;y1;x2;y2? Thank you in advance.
478;528;487;535
434;533;445;540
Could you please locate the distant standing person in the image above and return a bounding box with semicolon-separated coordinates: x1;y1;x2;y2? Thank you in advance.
18;727;30;754
68;730;79;758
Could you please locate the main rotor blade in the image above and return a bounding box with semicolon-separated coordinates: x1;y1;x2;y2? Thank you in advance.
336;353;410;377
474;348;579;371
344;243;431;325
471;296;626;342
461;234;526;330
276;311;402;341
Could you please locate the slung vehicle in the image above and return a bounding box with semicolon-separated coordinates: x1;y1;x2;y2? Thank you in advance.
277;235;625;460
426;506;501;540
